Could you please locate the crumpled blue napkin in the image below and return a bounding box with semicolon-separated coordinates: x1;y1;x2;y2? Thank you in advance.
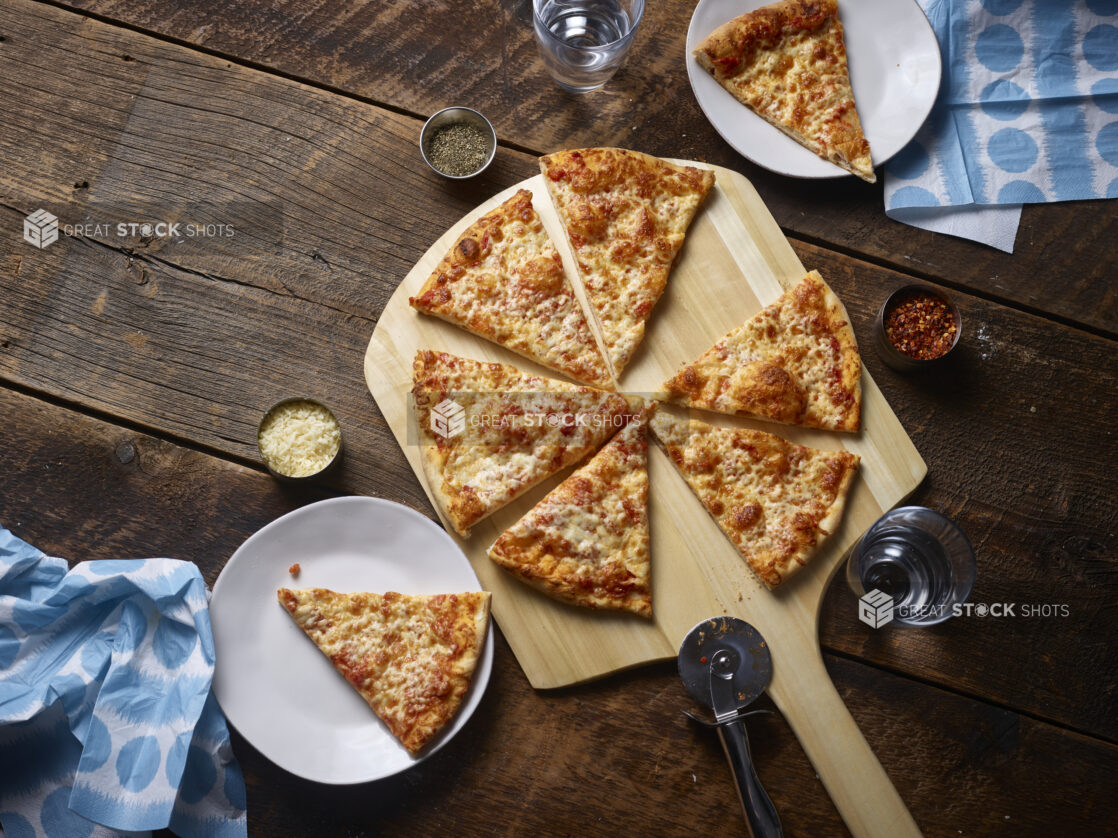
0;527;246;838
884;0;1118;252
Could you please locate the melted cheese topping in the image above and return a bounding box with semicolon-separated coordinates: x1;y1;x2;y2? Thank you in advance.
412;351;643;536
410;190;611;388
663;271;861;431
277;588;490;754
694;0;874;182
540;149;715;376
488;407;652;616
651;412;858;588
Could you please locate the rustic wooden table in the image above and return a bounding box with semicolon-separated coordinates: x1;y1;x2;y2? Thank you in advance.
2;0;1116;835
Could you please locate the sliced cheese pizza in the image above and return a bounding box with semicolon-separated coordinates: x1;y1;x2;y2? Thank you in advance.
661;270;861;431
277;587;491;754
693;0;875;183
410;189;612;389
488;404;655;617
413;350;643;538
540;148;715;378
651;411;858;589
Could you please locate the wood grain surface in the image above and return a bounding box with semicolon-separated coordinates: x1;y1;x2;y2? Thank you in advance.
41;0;1118;336
1;0;1116;834
364;165;925;685
365;165;928;835
1;387;1115;838
0;0;1114;739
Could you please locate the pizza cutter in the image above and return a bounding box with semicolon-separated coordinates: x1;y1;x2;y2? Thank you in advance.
678;616;782;838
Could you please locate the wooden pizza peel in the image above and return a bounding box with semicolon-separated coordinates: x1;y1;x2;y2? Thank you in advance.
364;163;926;838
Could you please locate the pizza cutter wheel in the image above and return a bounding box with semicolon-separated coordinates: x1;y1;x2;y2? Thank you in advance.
678;616;782;838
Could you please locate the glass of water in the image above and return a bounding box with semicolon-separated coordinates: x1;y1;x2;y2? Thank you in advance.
846;506;976;627
532;0;645;93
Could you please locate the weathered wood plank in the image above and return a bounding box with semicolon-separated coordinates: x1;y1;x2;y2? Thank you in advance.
795;240;1118;743
0;387;334;581
2;386;1114;838
0;206;430;518
35;0;1118;335
6;188;1114;739
0;0;1115;738
0;0;538;321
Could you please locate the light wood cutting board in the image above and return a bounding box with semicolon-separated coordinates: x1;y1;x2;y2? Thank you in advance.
364;163;926;838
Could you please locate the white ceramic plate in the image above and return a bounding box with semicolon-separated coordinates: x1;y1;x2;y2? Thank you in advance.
685;0;941;179
210;496;494;784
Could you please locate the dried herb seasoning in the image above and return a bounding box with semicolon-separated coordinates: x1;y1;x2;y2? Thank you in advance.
427;122;490;176
884;291;958;361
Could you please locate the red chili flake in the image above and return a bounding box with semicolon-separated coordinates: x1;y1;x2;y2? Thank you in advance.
714;55;741;73
884;291;957;361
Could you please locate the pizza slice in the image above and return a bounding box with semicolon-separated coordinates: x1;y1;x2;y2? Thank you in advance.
412;350;644;538
693;0;875;183
540;148;715;378
651;411;858;588
410;189;612;389
488;404;655;617
277;587;491;754
661;270;861;431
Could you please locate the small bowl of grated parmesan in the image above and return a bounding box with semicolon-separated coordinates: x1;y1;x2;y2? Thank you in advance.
257;398;342;482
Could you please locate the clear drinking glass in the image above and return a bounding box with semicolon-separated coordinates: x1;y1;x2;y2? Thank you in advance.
532;0;645;93
846;506;976;627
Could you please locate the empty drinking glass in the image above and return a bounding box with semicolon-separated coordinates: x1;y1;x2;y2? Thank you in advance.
532;0;645;93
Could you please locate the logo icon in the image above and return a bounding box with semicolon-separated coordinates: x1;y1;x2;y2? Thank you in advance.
23;209;59;249
430;398;466;439
858;589;894;629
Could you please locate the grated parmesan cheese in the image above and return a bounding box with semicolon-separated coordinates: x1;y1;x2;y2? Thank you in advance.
258;399;341;478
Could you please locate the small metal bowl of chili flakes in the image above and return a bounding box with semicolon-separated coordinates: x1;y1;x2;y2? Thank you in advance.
875;284;962;372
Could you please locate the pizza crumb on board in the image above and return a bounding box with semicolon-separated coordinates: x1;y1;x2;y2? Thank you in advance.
288;563;300;576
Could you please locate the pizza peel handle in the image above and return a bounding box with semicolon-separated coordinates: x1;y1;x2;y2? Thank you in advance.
764;630;924;838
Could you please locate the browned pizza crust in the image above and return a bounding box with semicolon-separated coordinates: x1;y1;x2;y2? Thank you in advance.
651;411;859;588
693;0;875;182
278;588;491;754
662;270;862;431
412;350;643;537
488;404;654;617
540;148;715;377
410;189;612;389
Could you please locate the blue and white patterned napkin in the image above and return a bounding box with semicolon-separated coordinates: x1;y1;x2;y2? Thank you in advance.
0;526;246;838
884;0;1118;252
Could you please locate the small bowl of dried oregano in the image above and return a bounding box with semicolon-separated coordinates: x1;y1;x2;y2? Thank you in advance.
419;107;497;179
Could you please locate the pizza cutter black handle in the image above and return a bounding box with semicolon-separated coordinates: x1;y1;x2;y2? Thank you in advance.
717;719;783;838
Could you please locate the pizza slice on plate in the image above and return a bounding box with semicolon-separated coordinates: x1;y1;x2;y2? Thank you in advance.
410;189;612;389
488;403;655;617
539;148;715;378
650;411;858;589
277;587;491;754
412;350;644;538
661;270;861;431
692;0;875;183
